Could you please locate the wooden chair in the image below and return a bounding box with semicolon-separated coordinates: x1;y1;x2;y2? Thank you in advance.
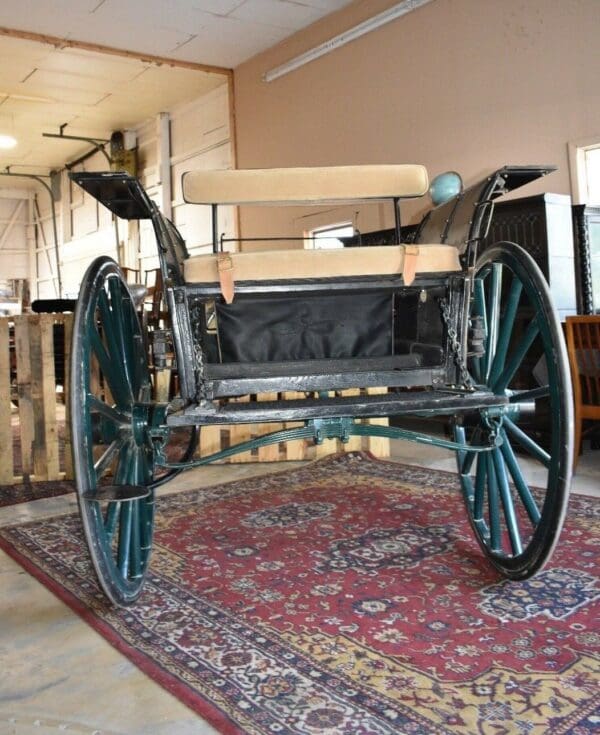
120;266;140;285
565;315;600;466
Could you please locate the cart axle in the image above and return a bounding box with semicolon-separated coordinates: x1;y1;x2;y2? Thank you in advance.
166;389;508;426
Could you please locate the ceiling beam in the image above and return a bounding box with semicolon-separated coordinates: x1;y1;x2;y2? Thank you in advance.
0;25;232;78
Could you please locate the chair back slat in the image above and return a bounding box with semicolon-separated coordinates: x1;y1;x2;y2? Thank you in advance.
566;316;600;408
565;315;600;467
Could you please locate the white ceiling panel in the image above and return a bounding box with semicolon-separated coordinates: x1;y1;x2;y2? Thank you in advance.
0;38;230;171
231;0;326;30
0;37;53;66
0;0;357;173
61;15;198;58
0;0;356;65
0;1;104;42
90;0;218;39
39;48;146;82
168;15;290;68
190;0;246;14
21;68;116;96
18;78;110;106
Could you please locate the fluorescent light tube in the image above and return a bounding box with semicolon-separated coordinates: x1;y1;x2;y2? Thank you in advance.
263;0;435;82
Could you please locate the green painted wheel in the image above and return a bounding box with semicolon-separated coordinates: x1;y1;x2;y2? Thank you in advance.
71;257;157;606
454;242;573;579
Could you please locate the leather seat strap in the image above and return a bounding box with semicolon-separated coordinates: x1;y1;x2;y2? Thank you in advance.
403;245;419;286
217;253;235;304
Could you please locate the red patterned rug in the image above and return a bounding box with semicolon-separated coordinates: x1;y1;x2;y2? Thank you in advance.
0;452;598;734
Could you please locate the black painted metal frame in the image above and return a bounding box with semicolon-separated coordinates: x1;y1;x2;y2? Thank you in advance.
69;166;554;429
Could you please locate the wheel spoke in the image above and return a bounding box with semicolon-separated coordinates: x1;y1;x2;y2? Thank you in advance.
508;385;550;403
94;435;127;479
90;328;130;407
98;289;134;403
486;453;502;552
460;427;481;476
504;416;551;468
473;277;488;326
470;278;488;386
492;447;523;556
132;334;147;399
499;430;541;524
114;439;135;484
129;500;142;579
104;502;120;542
117;501;133;577
454;424;467;469
489;276;523;386
140;498;154;557
455;426;475;512
471;356;483;384
474;452;487;522
492;318;539;393
88;395;130;426
108;278;137;397
484;263;503;380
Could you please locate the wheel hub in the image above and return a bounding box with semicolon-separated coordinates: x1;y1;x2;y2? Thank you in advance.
131;403;151;446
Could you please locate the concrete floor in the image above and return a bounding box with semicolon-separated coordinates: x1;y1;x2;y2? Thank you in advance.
1;441;598;735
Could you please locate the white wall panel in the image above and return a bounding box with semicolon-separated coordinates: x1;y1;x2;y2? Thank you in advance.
0;196;30;282
138;81;234;276
24;80;233;298
59;230;119;298
170;85;230;161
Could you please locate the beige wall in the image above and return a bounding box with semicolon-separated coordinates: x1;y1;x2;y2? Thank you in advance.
233;0;600;243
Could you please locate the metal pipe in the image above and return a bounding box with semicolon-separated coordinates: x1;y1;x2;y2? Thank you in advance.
42;130;111;167
211;204;219;253
64;145;111;169
0;169;62;298
43;132;110;144
43;130;117;256
394;197;402;243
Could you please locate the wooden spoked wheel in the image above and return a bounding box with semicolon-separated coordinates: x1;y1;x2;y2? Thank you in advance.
71;257;158;606
454;242;573;579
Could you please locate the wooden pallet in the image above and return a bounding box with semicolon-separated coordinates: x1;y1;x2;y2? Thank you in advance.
0;314;73;485
153;367;390;463
1;317;389;485
196;387;390;463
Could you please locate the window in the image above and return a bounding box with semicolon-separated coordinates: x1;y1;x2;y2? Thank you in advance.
308;223;354;249
568;138;600;205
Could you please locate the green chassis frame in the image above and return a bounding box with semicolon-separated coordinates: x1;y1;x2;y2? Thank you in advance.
152;415;502;471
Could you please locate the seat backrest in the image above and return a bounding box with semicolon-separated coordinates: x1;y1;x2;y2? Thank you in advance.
182;165;429;205
565;315;600;408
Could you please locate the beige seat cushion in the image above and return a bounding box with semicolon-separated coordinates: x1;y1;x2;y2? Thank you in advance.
184;244;461;284
182;165;429;205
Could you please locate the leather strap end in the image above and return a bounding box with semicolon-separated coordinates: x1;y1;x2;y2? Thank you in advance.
217;253;235;304
403;245;419;287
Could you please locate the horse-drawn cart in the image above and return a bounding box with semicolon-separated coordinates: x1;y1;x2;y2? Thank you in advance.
69;163;573;606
